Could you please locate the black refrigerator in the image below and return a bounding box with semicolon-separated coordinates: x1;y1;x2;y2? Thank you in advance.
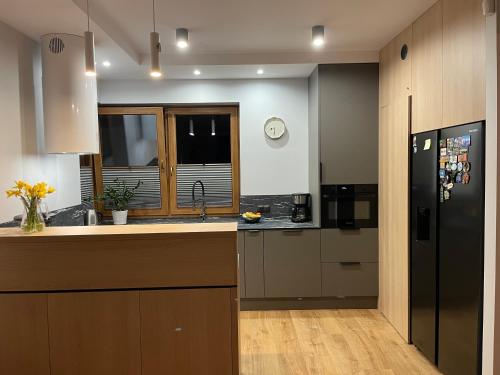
410;122;484;375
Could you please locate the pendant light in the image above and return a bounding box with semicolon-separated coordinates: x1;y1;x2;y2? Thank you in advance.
211;118;216;136
189;118;195;136
150;0;162;78
84;0;96;76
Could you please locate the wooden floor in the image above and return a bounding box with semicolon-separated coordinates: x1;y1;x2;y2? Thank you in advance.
240;309;441;375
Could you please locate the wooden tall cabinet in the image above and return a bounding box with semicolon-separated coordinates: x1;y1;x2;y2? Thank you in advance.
379;26;412;342
379;0;486;343
412;1;443;133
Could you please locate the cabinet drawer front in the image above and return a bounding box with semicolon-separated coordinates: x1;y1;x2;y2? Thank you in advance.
321;228;378;262
244;231;265;298
322;262;378;297
264;230;321;298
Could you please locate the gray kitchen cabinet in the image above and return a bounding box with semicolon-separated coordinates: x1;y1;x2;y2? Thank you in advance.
264;230;321;298
319;64;379;184
237;232;246;298
321;228;378;263
322;262;378;297
243;231;265;298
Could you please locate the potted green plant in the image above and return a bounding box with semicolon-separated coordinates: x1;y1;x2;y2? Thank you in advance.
97;178;143;225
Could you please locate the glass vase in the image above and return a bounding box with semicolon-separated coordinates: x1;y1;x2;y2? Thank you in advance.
20;198;46;233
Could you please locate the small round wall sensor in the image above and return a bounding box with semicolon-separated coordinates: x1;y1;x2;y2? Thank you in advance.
401;44;409;60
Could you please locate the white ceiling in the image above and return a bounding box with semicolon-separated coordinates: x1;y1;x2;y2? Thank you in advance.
0;0;437;80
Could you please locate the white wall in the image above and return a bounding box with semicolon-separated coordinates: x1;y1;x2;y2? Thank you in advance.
0;21;81;223
97;78;310;196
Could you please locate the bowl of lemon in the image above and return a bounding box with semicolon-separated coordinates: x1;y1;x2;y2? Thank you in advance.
241;211;262;224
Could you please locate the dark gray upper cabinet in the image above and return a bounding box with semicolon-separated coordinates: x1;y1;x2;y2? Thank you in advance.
263;230;321;298
320;228;378;263
237;232;246;298
319;64;379;184
243;231;265;298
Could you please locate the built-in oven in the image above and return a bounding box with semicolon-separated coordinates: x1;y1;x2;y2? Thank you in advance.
321;184;378;229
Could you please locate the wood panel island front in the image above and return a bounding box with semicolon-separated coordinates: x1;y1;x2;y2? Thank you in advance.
0;223;239;375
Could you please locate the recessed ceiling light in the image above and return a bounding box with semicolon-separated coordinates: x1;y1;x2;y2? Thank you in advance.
257;69;264;75
102;60;111;67
176;28;189;49
193;69;201;76
312;25;325;47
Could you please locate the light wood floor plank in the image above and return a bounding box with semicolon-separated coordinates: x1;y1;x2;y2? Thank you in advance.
240;309;441;375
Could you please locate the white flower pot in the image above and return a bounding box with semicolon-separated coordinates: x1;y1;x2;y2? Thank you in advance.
112;210;128;225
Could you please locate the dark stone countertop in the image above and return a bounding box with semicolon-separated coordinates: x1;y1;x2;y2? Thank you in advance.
237;216;319;230
101;215;319;231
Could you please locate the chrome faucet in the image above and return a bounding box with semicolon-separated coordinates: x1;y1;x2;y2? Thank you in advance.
191;180;207;222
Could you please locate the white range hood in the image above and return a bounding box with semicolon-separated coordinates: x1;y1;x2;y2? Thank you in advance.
41;33;99;154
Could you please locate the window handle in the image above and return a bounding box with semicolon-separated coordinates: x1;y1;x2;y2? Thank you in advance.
170;166;174;176
160;160;165;171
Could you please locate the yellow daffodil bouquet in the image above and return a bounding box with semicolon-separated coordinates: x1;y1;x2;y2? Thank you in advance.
6;180;55;233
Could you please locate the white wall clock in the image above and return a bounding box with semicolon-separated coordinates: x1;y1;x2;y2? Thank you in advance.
264;117;286;139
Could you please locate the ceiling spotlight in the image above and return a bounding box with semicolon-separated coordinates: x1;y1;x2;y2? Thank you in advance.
193;69;201;76
150;0;162;78
176;28;189;49
211;118;216;136
84;0;96;76
312;25;325;47
102;60;111;67
257;69;264;75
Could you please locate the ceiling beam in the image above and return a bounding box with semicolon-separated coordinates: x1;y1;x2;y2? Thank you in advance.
138;50;379;66
72;0;141;65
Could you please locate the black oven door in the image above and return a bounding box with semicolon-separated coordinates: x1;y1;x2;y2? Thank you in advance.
321;185;378;229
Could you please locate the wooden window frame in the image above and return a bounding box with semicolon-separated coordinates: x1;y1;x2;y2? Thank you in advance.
94;107;169;217
166;107;240;216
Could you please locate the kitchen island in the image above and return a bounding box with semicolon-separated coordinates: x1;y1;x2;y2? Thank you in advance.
0;223;239;375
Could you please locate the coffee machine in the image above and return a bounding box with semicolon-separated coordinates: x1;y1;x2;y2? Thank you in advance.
291;193;311;223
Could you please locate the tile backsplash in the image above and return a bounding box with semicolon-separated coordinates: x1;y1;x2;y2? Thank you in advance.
240;195;293;218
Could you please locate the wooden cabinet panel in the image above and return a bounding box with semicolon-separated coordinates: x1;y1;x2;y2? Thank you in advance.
319;64;379;184
379;25;412;342
244;230;265;298
443;0;486;126
48;291;141;375
238;231;246;298
379;95;411;341
0;231;237;292
0;294;50;375
380;27;413;106
321;228;378;263
412;1;443;133
322;262;379;297
264;230;321;298
140;288;233;375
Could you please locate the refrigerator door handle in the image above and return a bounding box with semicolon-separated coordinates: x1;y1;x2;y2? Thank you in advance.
416;207;431;241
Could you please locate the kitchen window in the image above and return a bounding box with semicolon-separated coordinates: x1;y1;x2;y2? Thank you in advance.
167;107;240;215
93;107;169;216
86;106;240;217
